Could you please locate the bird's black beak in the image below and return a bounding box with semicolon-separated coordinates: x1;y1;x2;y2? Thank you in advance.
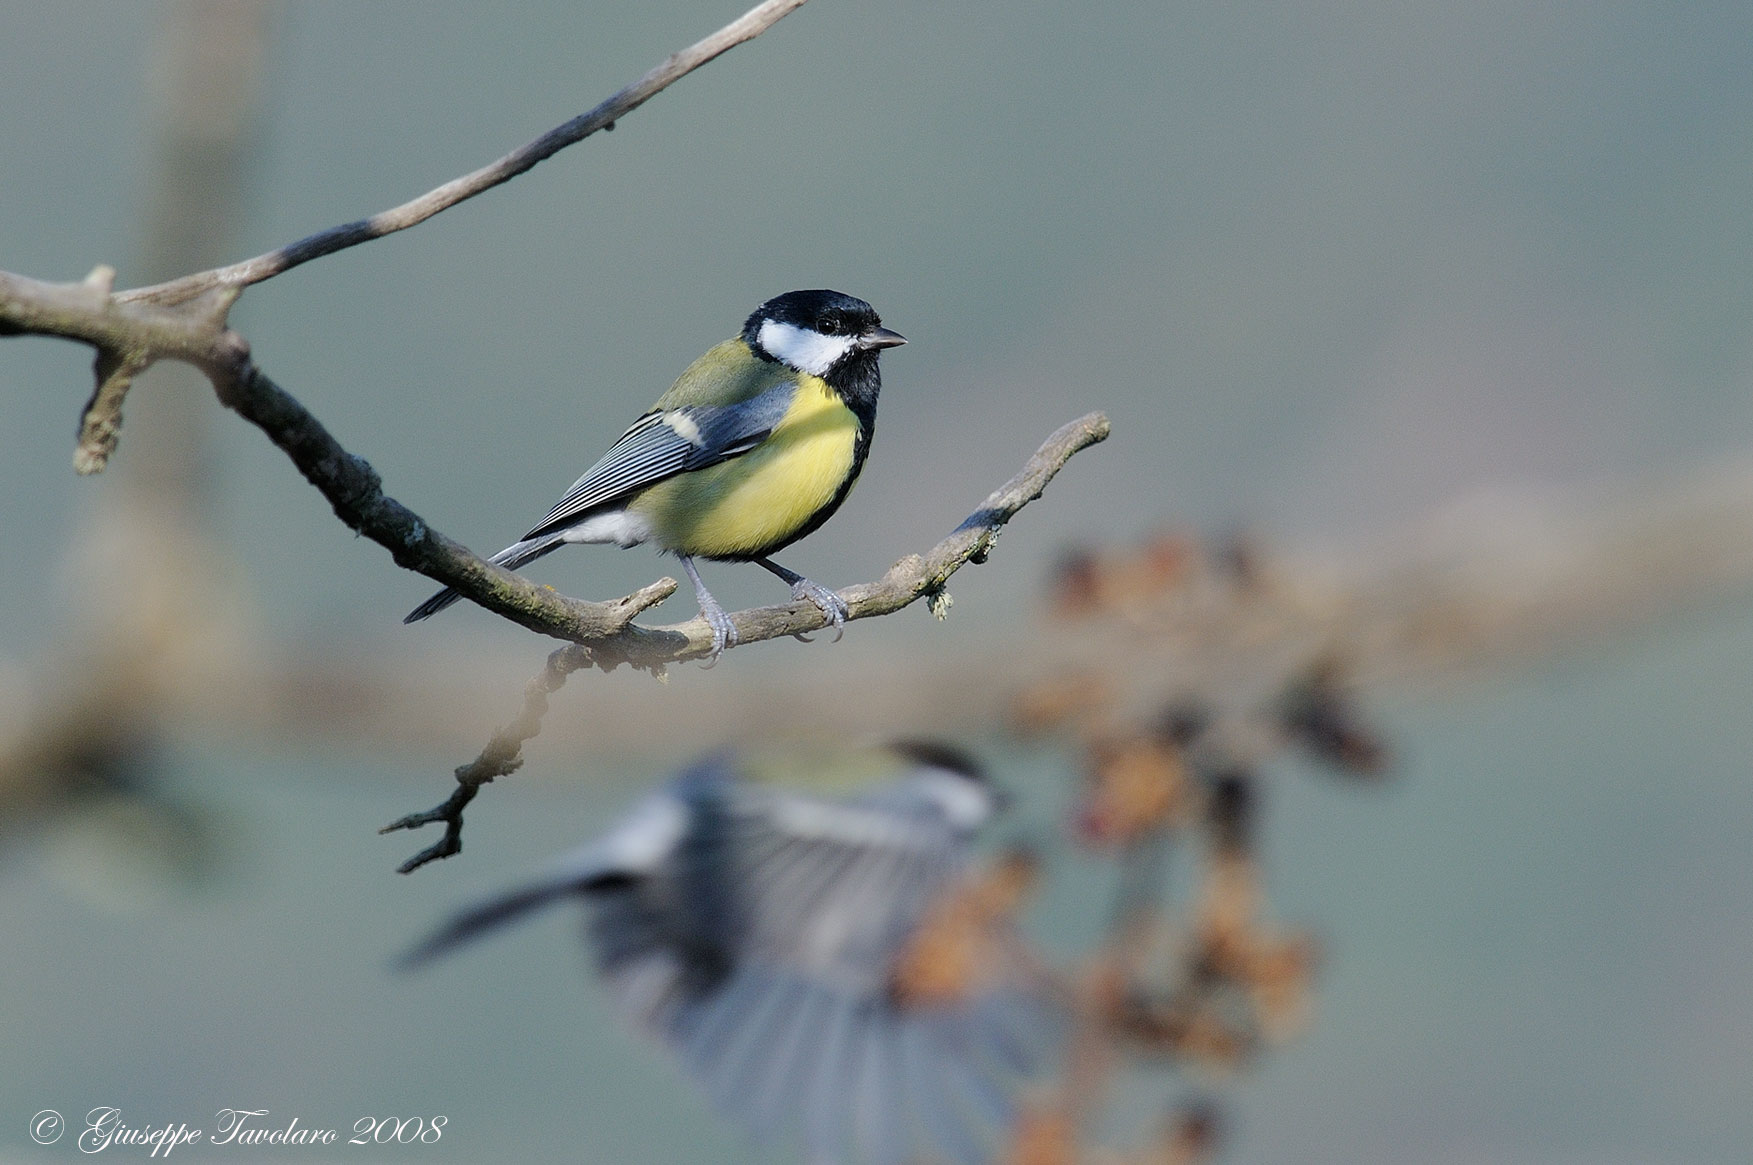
858;327;907;350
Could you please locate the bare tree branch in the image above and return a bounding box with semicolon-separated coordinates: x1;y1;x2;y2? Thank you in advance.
118;0;813;307
380;414;1111;872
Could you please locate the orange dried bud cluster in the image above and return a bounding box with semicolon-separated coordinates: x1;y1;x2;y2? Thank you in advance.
1048;531;1202;616
1113;860;1320;1066
1094;767;1320;1070
1003;1101;1080;1165
1011;671;1115;736
1077;736;1195;847
889;849;1040;1010
1184;772;1319;1049
1049;548;1104;615
1245;931;1321;1042
1008;527;1394;1159
1118;994;1256;1069
1190;880;1320;1046
1195;848;1262;956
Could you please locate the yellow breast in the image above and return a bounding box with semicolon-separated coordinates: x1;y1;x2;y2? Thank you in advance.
629;377;860;559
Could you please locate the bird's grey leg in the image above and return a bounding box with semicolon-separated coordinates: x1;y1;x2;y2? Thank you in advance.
755;557;848;642
679;554;738;665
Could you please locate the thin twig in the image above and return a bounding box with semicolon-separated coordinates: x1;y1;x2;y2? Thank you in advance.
380;644;590;873
118;0;813;306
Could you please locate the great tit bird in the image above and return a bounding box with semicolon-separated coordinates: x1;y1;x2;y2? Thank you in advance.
404;289;906;662
405;743;1060;1165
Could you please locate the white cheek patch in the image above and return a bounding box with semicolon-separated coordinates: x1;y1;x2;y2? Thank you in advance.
758;319;857;377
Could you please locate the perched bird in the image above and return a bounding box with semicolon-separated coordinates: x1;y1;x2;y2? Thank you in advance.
404;743;1060;1165
404;289;906;662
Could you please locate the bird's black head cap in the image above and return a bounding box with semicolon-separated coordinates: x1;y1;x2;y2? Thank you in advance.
744;289;882;342
887;739;988;785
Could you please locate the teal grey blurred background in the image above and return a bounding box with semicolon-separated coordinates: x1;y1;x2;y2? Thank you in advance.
3;2;1752;1161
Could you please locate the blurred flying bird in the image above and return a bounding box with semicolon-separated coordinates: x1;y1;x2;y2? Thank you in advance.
405;742;1061;1164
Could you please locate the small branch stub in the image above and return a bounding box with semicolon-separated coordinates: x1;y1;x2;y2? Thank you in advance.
74;349;153;474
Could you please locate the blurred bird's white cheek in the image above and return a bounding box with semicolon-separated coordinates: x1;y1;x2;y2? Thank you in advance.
603;793;689;872
559;511;652;547
921;772;994;829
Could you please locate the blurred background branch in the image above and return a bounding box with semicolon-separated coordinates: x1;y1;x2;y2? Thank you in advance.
0;0;273;886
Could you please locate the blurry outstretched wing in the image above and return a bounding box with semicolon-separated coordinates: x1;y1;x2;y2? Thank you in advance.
701;781;968;987
584;777;1060;1165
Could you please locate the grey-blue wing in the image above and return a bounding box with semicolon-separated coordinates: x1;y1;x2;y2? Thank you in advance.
580;780;1063;1161
656;969;1058;1165
521;384;796;542
586;782;962;998
688;785;966;994
588;782;965;988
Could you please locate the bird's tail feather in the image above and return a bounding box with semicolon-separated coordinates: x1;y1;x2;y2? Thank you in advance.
396;879;576;969
401;532;569;623
397;838;627;969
